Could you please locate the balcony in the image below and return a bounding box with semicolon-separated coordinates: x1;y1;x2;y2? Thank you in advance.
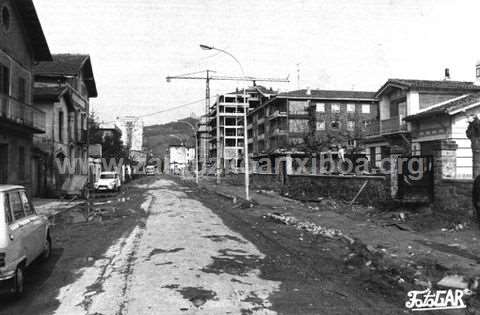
270;128;288;137
380;116;407;134
268;110;287;120
0;94;45;133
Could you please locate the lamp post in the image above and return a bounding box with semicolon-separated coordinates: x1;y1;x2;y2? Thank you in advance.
200;44;250;201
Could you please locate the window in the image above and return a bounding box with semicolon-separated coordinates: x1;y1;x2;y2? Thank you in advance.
289;119;309;133
362;104;370;114
3;194;12;224
347;120;355;131
347;104;355;112
316;121;325;130
18;146;25;180
316;103;325;112
0;64;9;95
20;191;34;216
8;192;24;221
58;111;64;142
1;6;10;32
288;101;308;114
331;104;340;113
18;77;26;103
329;120;341;130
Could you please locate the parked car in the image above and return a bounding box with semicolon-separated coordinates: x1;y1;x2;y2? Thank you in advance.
94;172;121;192
0;185;51;296
146;165;156;176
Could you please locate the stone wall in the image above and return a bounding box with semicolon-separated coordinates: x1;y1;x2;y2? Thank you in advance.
224;173;283;191
285;174;389;205
434;179;473;220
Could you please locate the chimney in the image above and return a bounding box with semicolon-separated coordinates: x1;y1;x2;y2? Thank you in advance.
444;68;450;80
306;86;311;96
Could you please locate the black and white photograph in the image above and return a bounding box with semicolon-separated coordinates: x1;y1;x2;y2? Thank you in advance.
1;0;480;314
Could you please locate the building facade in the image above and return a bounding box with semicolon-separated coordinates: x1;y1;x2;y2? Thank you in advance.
207;86;277;172
116;116;144;151
0;0;51;195
33;54;98;196
248;89;378;160
364;78;480;173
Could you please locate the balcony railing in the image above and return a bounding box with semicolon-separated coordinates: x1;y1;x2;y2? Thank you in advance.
268;110;288;120
380;116;407;134
0;94;45;133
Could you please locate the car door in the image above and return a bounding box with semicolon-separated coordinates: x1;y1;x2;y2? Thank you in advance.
20;191;45;258
7;191;30;264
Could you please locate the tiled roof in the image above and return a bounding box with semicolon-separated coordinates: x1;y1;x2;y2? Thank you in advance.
405;93;480;121
376;79;480;97
277;89;377;100
34;54;89;75
34;54;98;98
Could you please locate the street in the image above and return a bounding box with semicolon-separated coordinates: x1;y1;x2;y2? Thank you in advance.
0;177;411;315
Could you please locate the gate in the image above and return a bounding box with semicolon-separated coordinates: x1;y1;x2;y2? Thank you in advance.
397;156;433;202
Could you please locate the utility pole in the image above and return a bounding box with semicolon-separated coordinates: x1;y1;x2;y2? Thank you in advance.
216;95;221;184
204;70;210;176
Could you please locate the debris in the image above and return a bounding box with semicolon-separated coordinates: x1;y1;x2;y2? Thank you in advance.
437;275;469;289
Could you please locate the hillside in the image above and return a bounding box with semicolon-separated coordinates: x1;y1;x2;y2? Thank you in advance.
143;117;199;157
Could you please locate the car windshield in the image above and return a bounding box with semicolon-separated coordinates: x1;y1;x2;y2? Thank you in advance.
100;174;115;179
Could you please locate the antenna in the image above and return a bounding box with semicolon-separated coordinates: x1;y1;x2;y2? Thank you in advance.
296;63;301;90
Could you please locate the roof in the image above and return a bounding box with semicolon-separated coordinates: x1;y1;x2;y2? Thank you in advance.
34;54;98;97
11;0;51;61
376;79;480;97
0;185;24;192
405;93;480;121
277;89;377;100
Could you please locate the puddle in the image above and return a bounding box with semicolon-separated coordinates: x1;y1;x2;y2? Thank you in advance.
147;248;184;260
203;234;248;244
201;249;261;276
177;286;217;307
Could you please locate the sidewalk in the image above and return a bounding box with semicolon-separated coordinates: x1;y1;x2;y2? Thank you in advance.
33;198;86;218
191;177;480;290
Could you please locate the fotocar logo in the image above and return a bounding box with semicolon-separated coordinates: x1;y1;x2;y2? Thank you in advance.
405;288;471;311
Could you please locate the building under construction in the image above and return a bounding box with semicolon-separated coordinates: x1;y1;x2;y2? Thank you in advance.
206;86;277;173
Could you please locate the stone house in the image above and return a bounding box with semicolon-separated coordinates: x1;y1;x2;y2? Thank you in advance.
363;78;480;170
33;54;97;196
0;0;51;195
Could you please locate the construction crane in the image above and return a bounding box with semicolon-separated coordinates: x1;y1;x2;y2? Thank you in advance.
166;69;289;173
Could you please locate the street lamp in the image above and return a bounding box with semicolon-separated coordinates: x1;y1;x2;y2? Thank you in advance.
199;44;250;201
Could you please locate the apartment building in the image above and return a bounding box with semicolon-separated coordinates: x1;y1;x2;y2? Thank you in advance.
364;77;480;178
0;0;51;195
33;54;97;196
247;88;378;160
207;86;276;172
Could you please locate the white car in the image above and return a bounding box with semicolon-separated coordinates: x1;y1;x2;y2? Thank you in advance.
0;185;51;296
94;172;121;192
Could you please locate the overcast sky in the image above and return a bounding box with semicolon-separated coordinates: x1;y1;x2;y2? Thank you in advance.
34;0;480;126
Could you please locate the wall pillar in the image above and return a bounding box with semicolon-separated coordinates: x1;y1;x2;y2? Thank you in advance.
389;145;404;199
432;140;457;201
466;116;480;179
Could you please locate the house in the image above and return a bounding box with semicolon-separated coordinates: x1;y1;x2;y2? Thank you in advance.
247;88;378;166
33;54;98;196
364;77;480;172
165;145;194;175
116;116;144;151
207;86;277;173
0;0;51;195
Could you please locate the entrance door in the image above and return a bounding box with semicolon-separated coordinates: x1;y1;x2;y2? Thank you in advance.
397;156;434;202
0;144;8;184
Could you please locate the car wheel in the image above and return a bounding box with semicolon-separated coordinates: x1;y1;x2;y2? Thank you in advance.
42;235;52;261
13;265;24;297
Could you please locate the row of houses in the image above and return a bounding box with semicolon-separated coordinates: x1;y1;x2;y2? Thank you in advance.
0;0;98;196
198;67;480;186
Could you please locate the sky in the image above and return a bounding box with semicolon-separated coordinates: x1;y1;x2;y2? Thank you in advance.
33;0;480;126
